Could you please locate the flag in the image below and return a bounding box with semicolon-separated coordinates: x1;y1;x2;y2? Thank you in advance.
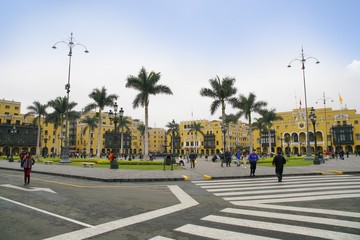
339;94;343;105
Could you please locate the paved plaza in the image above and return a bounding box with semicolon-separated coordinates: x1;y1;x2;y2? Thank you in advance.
1;155;359;182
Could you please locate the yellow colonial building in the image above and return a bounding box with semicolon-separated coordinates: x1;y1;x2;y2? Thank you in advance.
253;107;360;155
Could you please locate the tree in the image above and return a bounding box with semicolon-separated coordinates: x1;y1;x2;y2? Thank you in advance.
25;101;48;158
126;67;173;160
252;117;266;155
137;123;145;157
166;120;179;154
84;87;118;158
79;115;98;157
230;92;267;153
47;96;78;156
188;121;204;154
200;76;237;124
118;116;131;155
260;109;283;154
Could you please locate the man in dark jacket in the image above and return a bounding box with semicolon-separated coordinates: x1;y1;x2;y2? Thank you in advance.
272;151;286;182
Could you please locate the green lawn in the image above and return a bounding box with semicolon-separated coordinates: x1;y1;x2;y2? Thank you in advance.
257;156;314;167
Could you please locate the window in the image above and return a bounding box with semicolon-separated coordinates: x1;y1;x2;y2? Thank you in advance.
15;106;19;110
5;105;10;109
355;120;359;124
356;134;360;140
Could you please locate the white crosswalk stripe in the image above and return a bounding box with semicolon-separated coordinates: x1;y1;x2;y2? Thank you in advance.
170;175;360;239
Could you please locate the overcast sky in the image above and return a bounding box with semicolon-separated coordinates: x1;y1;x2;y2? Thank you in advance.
1;0;359;128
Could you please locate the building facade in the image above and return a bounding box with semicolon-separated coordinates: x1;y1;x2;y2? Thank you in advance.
253;107;360;155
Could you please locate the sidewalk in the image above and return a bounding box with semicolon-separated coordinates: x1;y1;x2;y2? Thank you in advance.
1;156;359;182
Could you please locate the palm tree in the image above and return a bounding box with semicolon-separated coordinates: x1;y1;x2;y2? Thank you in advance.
25;101;48;158
165;120;179;154
229;92;267;153
188;121;204;154
260;109;283;154
137;123;145;157
79;115;98;157
221;113;240;151
200;76;237;124
126;67;173;160
118;116;131;156
252;117;266;155
84;87;118;158
47;96;78;156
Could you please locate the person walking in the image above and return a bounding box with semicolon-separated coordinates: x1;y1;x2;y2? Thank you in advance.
225;151;232;167
272;151;286;182
248;149;259;176
235;151;241;167
22;152;35;185
242;149;247;168
189;151;196;168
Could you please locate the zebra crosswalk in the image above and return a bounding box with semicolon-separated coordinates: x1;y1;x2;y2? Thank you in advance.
153;175;360;240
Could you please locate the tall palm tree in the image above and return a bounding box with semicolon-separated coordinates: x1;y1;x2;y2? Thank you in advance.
200;76;237;124
126;67;173;160
47;96;78;156
252;117;266;155
137;123;145;157
221;113;240;151
118;116;131;155
84;86;118;158
165;120;179;154
188;121;204;154
230;92;267;153
79;115;98;157
260;109;283;154
25;101;48;158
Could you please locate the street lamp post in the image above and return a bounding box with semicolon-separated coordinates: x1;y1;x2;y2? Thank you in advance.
221;123;226;155
288;47;320;160
309;107;320;164
52;33;89;164
109;102;123;169
8;126;17;162
171;119;175;156
316;92;333;151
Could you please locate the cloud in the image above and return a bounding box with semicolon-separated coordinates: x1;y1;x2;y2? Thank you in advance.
346;60;360;74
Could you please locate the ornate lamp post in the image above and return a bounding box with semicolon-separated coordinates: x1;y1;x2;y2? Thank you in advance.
8;126;17;162
288;47;320;159
221;123;226;155
52;33;89;164
316;92;333;151
309;107;320;164
109;102;123;168
171;119;175;156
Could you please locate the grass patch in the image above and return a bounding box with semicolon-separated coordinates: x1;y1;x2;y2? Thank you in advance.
257;156;313;167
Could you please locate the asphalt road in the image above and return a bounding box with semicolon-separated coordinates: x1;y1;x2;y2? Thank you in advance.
1;170;360;240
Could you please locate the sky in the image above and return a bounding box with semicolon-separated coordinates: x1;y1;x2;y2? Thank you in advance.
1;0;359;129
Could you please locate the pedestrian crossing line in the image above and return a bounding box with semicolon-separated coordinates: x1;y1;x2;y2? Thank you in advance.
231;193;360;205
237;203;360;218
198;178;360;189
221;208;360;229
215;184;360;197
192;175;359;185
206;181;360;192
223;189;360;201
175;224;280;240
202;215;360;240
148;236;174;240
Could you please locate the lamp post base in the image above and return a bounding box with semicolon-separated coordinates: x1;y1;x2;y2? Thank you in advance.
59;147;71;164
110;160;119;169
313;156;321;165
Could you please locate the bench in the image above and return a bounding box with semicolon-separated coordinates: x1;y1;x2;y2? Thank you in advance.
44;161;53;165
82;162;95;168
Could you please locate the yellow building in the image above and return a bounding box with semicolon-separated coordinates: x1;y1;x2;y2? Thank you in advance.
167;119;250;156
253;107;360;155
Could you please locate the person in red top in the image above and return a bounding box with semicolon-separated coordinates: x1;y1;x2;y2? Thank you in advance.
22;152;35;185
109;151;115;162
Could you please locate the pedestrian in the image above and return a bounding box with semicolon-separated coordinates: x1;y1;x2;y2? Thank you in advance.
22;152;35;185
211;154;218;162
235;151;241;167
242;149;247;168
205;155;208;161
272;151;286;182
109;151;115;162
225;151;232;167
248;149;259;176
189;151;196;168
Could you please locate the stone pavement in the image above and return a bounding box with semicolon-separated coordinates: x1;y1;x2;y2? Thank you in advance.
1;156;360;182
